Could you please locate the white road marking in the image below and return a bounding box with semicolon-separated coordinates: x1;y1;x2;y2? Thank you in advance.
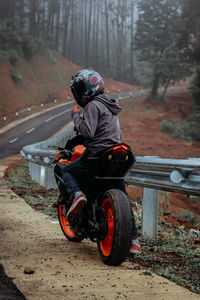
26;128;35;134
45;109;71;123
9;138;18;143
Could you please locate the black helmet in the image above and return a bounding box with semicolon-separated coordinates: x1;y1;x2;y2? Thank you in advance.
70;69;104;107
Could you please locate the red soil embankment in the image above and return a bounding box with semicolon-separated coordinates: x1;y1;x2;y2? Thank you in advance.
120;95;200;224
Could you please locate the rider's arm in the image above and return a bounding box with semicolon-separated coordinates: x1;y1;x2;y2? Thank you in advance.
72;102;99;139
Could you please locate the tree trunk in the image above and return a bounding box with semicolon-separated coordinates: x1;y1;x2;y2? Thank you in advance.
29;0;37;37
84;0;87;65
54;1;60;50
116;2;120;79
95;1;100;68
150;72;160;100
41;0;47;37
163;79;170;98
189;65;200;113
62;0;70;57
47;0;54;36
84;0;92;66
104;0;110;70
69;1;75;61
130;0;136;84
18;0;25;30
36;1;41;37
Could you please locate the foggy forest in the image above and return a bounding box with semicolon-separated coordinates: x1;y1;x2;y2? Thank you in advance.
0;1;199;95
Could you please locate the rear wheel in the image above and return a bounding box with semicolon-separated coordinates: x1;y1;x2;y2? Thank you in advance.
97;189;133;266
58;196;84;242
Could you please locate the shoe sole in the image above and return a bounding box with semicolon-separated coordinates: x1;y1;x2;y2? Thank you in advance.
129;249;142;254
67;198;87;223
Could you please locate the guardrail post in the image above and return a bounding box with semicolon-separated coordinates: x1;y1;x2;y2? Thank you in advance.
31;162;37;181
35;164;41;184
142;187;158;238
47;168;56;189
40;166;46;186
44;167;49;187
29;162;33;178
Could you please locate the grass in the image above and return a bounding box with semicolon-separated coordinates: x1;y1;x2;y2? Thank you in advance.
138;231;200;293
142;109;157;114
131;202;200;294
4;159;58;218
4;159;200;295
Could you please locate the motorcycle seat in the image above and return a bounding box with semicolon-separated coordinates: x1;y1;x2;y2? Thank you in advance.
87;143;135;177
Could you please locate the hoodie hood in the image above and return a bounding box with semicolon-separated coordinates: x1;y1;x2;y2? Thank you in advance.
94;94;122;115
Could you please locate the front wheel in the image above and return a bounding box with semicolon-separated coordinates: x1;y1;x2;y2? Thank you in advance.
58;196;84;242
97;189;133;265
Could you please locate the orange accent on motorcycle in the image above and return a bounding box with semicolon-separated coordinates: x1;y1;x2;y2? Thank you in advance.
55;152;70;164
58;159;69;165
71;145;86;161
55;152;62;159
100;197;114;256
58;203;75;238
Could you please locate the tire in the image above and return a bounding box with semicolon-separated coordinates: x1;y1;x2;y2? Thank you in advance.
97;189;133;266
58;196;84;243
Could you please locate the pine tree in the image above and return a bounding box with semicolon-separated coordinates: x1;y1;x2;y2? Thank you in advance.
135;0;189;100
178;0;200;111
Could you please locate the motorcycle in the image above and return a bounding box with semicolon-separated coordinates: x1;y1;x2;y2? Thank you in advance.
48;142;135;266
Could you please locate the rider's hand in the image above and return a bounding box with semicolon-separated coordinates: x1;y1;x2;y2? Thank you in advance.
71;100;81;116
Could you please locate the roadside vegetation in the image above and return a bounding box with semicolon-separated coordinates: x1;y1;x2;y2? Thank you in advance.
4;159;58;218
0;28;57;67
4;158;200;295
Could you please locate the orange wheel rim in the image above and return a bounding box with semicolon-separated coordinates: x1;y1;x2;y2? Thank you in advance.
58;203;75;238
100;197;114;256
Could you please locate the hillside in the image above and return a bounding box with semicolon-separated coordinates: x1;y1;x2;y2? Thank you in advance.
0;53;140;121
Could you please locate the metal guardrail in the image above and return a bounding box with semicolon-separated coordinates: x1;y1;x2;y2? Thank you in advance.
127;157;200;237
21;126;200;238
21;126;75;189
127;157;200;196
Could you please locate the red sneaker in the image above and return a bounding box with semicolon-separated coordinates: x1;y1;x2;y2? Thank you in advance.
67;193;87;223
130;238;142;254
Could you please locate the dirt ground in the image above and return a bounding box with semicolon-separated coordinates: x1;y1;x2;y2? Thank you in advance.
119;94;200;158
0;157;199;300
120;94;200;221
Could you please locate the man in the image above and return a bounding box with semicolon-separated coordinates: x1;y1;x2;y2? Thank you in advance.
63;69;141;254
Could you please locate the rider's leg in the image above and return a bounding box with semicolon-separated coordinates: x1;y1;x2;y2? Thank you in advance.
62;155;89;221
62;156;89;201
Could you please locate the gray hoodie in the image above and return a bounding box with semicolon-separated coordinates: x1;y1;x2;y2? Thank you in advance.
72;94;122;155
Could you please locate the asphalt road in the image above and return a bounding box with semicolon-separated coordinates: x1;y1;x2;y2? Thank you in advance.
0;103;73;159
0;92;142;159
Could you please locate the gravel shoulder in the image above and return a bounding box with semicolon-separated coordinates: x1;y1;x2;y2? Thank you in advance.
0;158;199;300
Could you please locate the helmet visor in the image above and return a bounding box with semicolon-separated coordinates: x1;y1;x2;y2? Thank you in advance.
71;80;86;104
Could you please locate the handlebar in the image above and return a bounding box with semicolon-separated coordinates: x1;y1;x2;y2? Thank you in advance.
48;145;72;165
48;145;65;151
